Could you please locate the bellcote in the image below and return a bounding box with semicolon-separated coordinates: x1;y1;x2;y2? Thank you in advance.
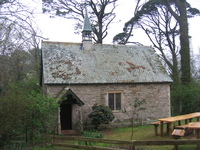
82;12;93;50
82;12;92;42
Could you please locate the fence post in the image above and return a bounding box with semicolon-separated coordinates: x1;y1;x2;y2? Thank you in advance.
26;124;28;144
85;141;89;146
52;136;55;143
197;144;200;150
174;144;178;150
130;145;136;150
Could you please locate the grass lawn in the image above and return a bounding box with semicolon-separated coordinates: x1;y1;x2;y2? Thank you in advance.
102;124;197;150
31;123;198;150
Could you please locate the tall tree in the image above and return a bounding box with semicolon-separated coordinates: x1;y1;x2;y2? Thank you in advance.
165;0;190;84
126;1;181;86
114;0;199;85
42;0;118;44
0;0;41;91
114;0;200;115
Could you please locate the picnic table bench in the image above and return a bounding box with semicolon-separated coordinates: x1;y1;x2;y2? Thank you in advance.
175;124;189;129
158;112;200;137
171;129;185;139
188;122;200;149
150;121;167;136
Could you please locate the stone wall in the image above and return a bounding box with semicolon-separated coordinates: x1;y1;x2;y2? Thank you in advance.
45;83;171;130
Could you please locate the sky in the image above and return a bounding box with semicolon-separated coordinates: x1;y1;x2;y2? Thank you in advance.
31;0;200;54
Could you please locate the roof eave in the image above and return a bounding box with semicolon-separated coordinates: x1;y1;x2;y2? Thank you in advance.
44;81;173;85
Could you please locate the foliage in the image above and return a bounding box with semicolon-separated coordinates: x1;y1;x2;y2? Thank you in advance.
131;98;146;111
26;91;58;141
126;98;146;122
171;83;200;115
113;0;142;45
113;32;129;45
88;104;115;129
78;129;104;146
0;0;41;93
82;129;103;138
1;143;28;150
0;79;58;147
0;84;29;147
0;0;50;148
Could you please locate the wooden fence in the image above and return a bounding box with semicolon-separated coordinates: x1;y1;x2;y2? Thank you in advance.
52;135;200;150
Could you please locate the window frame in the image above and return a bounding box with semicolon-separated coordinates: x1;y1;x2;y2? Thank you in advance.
107;91;123;112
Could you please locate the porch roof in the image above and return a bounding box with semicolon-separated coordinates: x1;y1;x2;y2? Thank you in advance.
57;88;84;106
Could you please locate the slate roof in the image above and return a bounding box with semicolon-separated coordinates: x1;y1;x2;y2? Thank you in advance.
42;41;173;84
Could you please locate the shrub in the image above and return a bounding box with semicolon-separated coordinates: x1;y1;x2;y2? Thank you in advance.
0;79;58;147
88;104;115;129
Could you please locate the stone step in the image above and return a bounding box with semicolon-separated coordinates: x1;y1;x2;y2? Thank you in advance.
61;130;80;136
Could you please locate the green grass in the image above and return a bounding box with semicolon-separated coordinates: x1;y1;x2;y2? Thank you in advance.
102;124;197;150
32;124;198;150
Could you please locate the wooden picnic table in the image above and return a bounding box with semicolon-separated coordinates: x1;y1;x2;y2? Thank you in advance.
188;122;200;139
158;112;200;137
188;122;200;149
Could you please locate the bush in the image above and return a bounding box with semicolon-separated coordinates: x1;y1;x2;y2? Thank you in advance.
88;104;115;129
0;79;58;147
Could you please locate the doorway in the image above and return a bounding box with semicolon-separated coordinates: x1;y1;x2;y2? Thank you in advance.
60;103;72;130
58;88;84;132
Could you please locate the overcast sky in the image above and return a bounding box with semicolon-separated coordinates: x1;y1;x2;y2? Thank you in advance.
31;0;200;54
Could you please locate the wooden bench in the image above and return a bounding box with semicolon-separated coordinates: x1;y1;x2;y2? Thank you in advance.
175;124;189;129
171;129;185;139
176;122;200;135
172;129;186;150
175;121;199;130
150;121;167;136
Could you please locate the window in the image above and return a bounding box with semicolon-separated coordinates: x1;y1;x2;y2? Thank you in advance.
108;92;122;111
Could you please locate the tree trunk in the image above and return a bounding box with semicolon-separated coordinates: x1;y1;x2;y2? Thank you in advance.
166;0;191;84
178;1;191;84
171;53;180;86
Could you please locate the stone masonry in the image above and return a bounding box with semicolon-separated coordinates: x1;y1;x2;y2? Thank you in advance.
45;82;171;130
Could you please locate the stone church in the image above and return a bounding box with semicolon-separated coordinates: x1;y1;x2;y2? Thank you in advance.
41;13;173;134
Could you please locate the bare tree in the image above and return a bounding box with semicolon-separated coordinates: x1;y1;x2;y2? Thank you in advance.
0;0;42;90
42;0;118;44
138;3;181;86
0;0;41;54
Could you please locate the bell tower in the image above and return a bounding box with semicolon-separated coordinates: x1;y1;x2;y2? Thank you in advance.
82;12;92;41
